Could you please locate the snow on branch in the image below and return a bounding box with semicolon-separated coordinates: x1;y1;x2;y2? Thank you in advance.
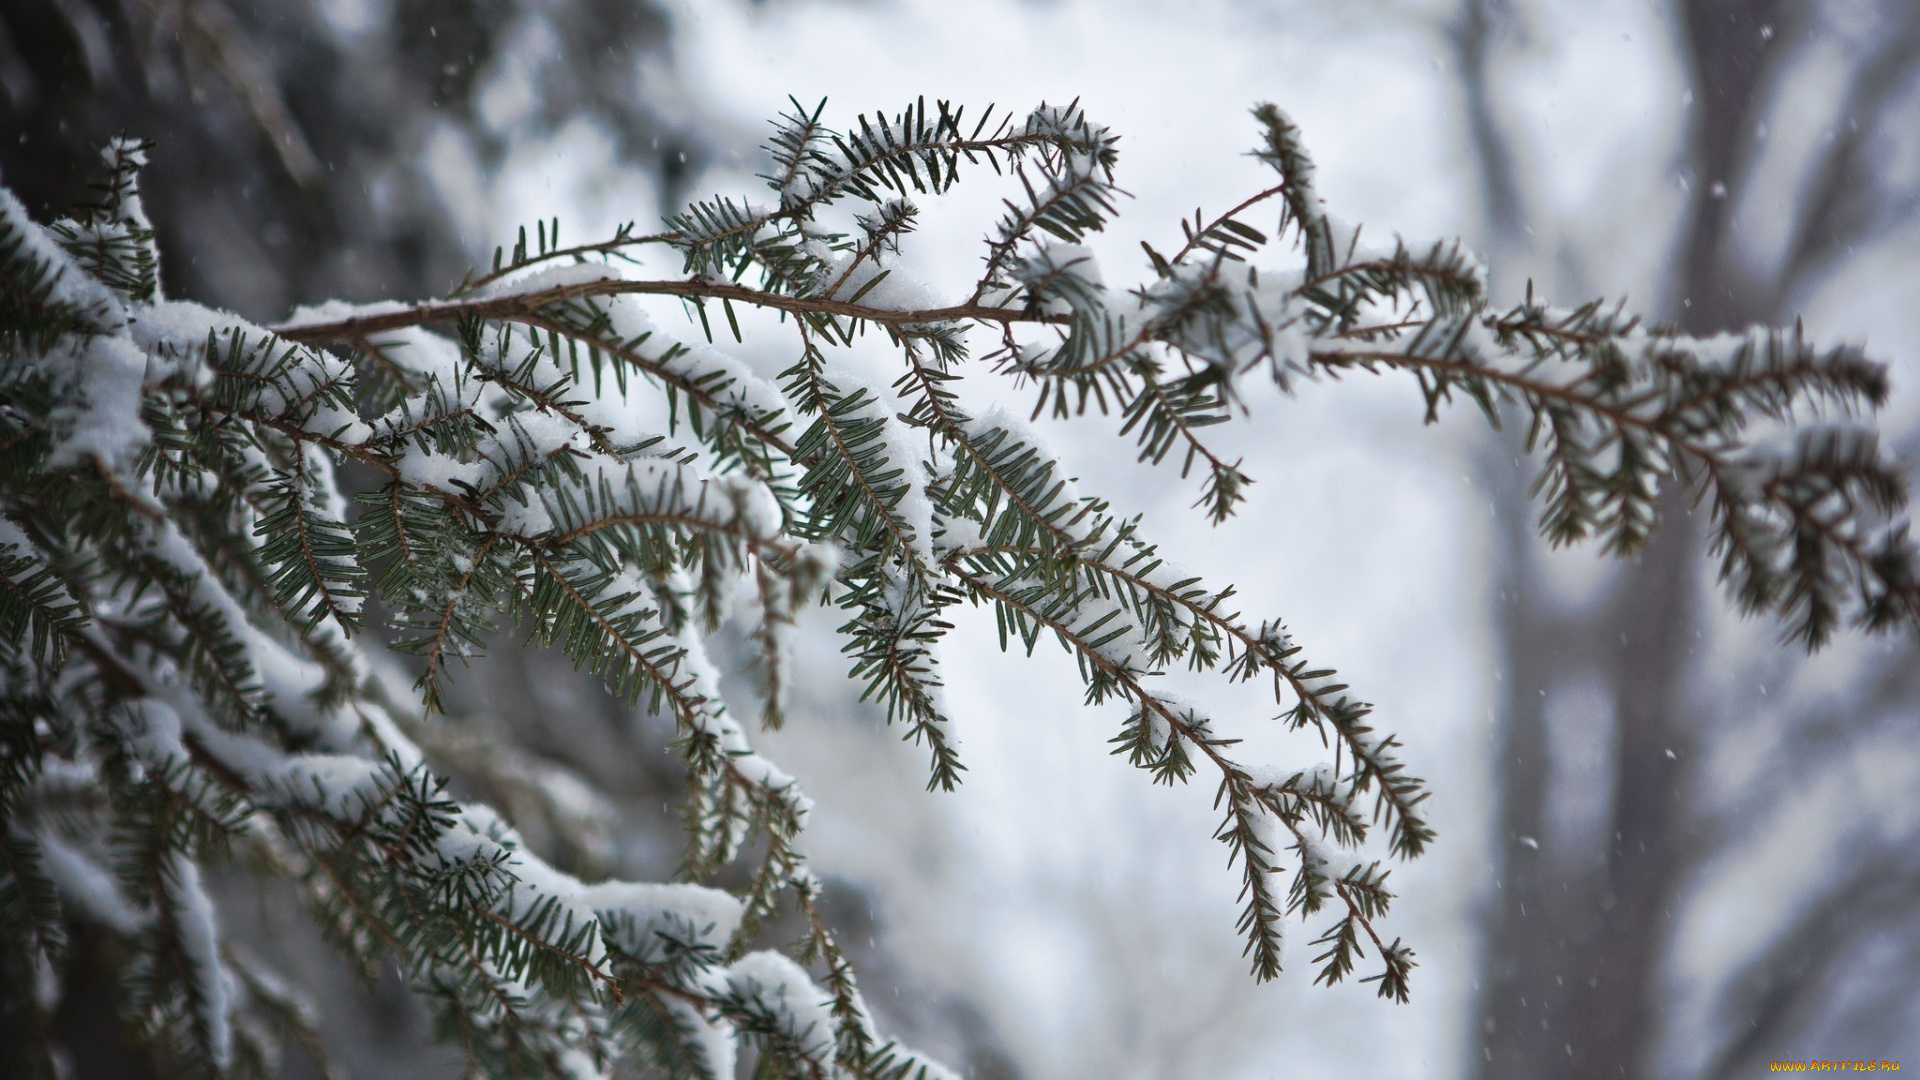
3;94;1914;1079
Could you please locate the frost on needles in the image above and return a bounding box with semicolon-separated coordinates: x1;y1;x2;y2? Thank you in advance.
3;98;1918;1080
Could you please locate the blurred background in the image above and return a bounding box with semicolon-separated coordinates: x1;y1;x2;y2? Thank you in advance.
4;1;1919;1078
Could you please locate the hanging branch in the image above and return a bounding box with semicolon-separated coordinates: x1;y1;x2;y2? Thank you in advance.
3;94;1914;1080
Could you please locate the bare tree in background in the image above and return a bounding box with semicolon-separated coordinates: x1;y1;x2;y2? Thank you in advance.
1457;2;1920;1076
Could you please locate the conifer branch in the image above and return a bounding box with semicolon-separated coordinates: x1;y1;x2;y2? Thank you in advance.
948;565;1406;986
511;310;799;460
1166;183;1288;268
274;278;1056;344
465;226;680;293
6;93;1913;1079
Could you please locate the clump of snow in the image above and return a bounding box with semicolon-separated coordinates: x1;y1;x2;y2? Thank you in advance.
965;405;1058;462
1137;260;1309;385
725;950;837;1059
350;699;425;772
717;471;785;542
672;621;813;823
508;456;721;538
397;446;491;491
165;853;235;1071
45;334;148;469
109;698;188;773
378;325;471;385
791;542;839;593
278;297;414;329
1145;706;1172;753
931;512;982;553
553;1048;607;1080
273;754;387;819
1011;243;1105;316
428;805;605;962
38;833;148;935
128;300;251;368
580;881;743;961
139;512;333;729
122;302;235;388
97;139;155;227
505;410;593;466
1295;829;1344;906
602;296;793;424
0;187;122;330
479;261;626;300
807;239;949;313
662;996;738;1079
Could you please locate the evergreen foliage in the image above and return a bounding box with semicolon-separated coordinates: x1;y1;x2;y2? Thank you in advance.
2;98;1916;1079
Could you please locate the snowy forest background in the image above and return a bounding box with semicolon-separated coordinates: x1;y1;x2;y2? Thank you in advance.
3;0;1918;1078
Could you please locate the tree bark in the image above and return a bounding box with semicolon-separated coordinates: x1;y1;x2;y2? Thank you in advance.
1474;3;1791;1077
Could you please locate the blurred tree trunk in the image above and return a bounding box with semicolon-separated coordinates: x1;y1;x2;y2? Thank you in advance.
1463;1;1920;1077
1477;6;1782;1074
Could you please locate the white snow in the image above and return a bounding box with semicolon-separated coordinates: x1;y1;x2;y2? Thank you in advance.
1010;243;1105;317
45;334;148;469
479;261;626;299
165;853;235;1071
661;995;738;1079
272;754;388;819
38;833;148;935
554;1048;608;1080
396;446;491;491
349;698;426;772
579;881;743;961
1136;260;1310;383
100;139;155;232
428;804;608;965
127;300;252;368
110;697;189;772
603;296;793;423
725;950;837;1059
278;297;415;329
0;187;122;329
138;512;333;730
671;621;814;823
811;239;950;313
506;455;780;546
